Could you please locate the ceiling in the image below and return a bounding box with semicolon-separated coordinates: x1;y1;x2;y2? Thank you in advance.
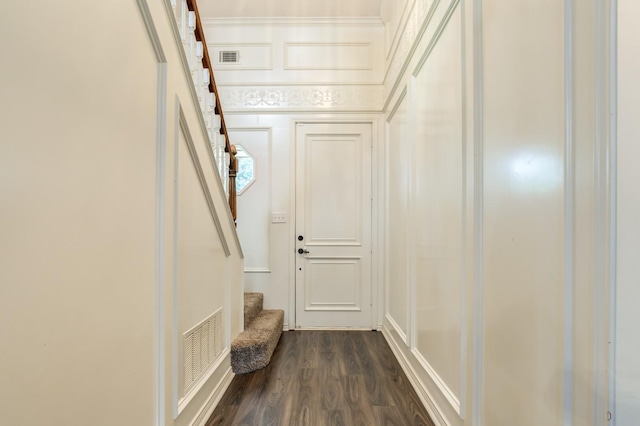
198;0;383;19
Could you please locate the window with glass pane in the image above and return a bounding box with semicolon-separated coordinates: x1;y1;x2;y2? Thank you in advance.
235;145;255;194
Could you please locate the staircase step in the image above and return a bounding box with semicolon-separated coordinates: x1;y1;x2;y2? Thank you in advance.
231;309;284;375
243;292;263;329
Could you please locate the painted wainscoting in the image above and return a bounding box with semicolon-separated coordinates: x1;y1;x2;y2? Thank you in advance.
384;2;465;424
382;0;614;425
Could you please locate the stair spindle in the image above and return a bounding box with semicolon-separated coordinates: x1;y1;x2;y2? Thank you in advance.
201;68;210;113
180;0;188;42
187;12;196;69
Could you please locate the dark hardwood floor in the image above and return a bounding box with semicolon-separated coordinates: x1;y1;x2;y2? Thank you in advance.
207;331;435;426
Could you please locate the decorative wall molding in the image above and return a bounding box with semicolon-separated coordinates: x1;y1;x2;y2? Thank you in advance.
562;1;574;424
413;348;461;415
138;0;166;62
412;0;459;77
384;0;437;102
471;0;484;422
202;17;384;27
387;84;407;122
594;1;615;423
384;0;461;111
177;107;231;257
218;85;384;112
136;2;167;425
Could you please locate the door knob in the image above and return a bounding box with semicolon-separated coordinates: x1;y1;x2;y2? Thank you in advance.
298;248;309;254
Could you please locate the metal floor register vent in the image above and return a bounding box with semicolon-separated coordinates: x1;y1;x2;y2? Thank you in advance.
183;308;224;395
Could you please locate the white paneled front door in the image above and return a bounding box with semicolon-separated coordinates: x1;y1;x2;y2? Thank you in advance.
295;122;372;328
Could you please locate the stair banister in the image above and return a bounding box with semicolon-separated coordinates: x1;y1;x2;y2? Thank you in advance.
173;0;238;224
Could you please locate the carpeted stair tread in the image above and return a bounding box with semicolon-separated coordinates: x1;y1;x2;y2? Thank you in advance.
243;292;263;329
231;309;284;375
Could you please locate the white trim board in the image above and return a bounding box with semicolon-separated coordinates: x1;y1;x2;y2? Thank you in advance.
135;2;168;425
471;0;485;423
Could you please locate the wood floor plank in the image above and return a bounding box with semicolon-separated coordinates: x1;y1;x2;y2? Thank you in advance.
341;333;364;375
341;374;377;425
351;333;392;406
208;331;435;426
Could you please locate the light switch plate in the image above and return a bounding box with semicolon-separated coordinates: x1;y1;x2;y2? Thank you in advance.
271;212;288;223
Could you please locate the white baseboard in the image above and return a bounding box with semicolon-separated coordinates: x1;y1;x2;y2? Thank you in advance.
413;347;461;415
191;366;235;426
385;313;408;345
381;324;449;426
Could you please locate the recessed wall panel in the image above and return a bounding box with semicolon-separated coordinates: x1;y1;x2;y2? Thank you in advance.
413;6;463;404
482;1;565;424
285;43;373;70
306;135;361;244
176;127;227;334
305;257;361;311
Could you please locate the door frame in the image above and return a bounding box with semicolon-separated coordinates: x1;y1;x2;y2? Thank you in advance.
287;117;383;330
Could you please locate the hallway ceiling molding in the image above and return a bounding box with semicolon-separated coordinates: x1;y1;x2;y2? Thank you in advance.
198;0;383;19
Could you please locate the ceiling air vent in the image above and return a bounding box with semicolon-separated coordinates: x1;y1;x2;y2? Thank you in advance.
219;50;240;63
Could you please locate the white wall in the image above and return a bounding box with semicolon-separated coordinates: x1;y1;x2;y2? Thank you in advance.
0;1;243;425
615;0;640;423
482;1;565;423
382;0;614;425
204;18;385;329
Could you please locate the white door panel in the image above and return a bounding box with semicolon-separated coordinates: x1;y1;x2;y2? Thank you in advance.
295;122;372;328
